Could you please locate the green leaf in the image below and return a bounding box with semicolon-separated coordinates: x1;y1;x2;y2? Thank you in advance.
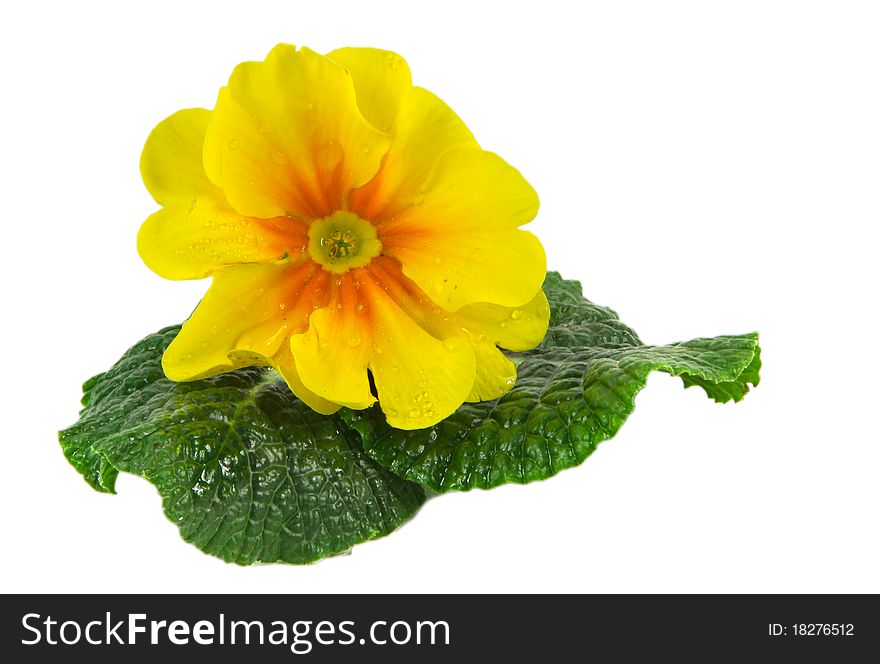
343;272;760;492
59;327;425;565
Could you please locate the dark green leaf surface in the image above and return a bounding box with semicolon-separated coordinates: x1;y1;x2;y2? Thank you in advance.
59;327;425;565
343;272;761;492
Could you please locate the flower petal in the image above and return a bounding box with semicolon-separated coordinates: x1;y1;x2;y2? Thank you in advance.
460;290;550;401
384;228;546;312
140;108;214;206
467;343;517;402
364;256;546;401
325;47;412;132
379;148;544;310
290;274;376;410
138;204;297;281
139;108;293;280
163;260;329;381
350;87;478;222
365;259;546;404
457;288;551;352
203;44;391;220
360;275;476;430
272;342;341;415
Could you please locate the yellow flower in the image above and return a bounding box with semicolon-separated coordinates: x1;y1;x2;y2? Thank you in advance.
138;45;549;429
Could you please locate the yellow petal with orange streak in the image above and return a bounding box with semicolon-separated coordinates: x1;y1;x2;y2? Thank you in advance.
203;45;391;220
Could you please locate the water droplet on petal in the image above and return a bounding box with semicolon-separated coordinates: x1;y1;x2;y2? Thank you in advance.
409;408;420;418
228;139;240;150
347;334;361;347
510;309;523;320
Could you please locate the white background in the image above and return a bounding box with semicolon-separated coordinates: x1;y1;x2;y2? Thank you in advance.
1;0;878;593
